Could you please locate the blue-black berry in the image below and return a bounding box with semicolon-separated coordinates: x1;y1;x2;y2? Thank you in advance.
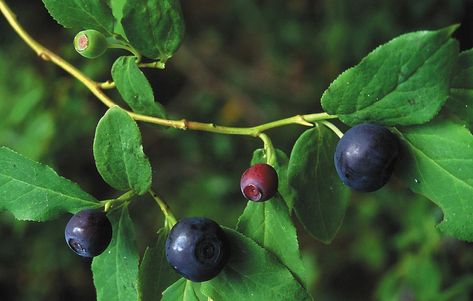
240;163;278;202
165;217;230;282
334;124;400;192
64;209;112;257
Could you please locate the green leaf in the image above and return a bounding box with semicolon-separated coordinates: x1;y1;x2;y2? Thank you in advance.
0;147;99;221
201;228;312;301
92;206;139;301
396;121;473;241
111;56;167;119
237;149;309;288
42;0;114;34
376;255;441;301
237;196;309;289
321;25;459;126
446;49;473;129
107;0;127;38
138;228;179;301
162;279;207;301
93;107;152;195
287;124;350;243
122;0;185;60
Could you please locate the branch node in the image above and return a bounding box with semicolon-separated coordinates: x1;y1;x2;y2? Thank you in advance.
181;119;189;130
38;52;50;61
297;115;314;127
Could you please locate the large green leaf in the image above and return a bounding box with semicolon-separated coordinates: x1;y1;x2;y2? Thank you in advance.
93;107;152;195
0;147;99;221
396;121;473;241
237;196;309;289
112;56;167;119
42;0;114;34
162;279;207;301
321;26;459;126
287;124;350;243
122;0;185;60
138;228;179;301
92;206;139;301
446;49;473;129
237;149;309;288
200;228;312;301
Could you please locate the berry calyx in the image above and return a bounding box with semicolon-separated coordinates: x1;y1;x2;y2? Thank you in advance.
334;123;400;192
240;163;278;202
73;30;108;59
165;217;230;282
64;209;112;257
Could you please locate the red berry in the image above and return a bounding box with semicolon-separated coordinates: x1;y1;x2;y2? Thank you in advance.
240;163;278;202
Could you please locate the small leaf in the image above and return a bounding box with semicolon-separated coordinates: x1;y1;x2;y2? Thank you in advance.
138;228;179;301
92;206;139;301
321;25;459;126
162;279;207;301
107;0;127;38
200;228;312;301
42;0;114;34
287;124;350;243
112;56;167;119
445;49;473;129
122;0;185;60
396;120;473;241
93;107;152;195
237;149;309;288
0;147;100;221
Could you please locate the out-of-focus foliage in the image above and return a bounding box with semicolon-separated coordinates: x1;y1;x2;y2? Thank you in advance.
0;0;472;300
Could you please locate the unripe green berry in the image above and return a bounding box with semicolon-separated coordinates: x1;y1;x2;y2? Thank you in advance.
73;30;108;59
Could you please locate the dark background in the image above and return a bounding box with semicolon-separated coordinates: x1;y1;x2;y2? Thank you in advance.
0;0;472;300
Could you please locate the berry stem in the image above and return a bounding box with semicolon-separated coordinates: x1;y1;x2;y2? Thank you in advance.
0;1;337;137
102;190;136;212
258;133;276;166
149;189;177;230
320;120;344;138
106;37;142;61
139;61;166;69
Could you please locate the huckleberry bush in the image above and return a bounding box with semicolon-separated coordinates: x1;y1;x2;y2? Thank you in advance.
0;0;472;300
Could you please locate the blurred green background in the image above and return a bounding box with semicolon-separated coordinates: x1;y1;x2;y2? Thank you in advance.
0;0;472;300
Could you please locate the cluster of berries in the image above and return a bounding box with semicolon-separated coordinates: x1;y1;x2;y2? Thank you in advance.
64;123;400;281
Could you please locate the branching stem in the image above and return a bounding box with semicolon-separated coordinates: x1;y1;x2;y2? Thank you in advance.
98;80;116;89
0;0;337;137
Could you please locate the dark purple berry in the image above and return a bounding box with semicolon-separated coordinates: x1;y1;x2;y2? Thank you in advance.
64;209;112;257
165;217;230;282
334;124;400;192
240;163;278;202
